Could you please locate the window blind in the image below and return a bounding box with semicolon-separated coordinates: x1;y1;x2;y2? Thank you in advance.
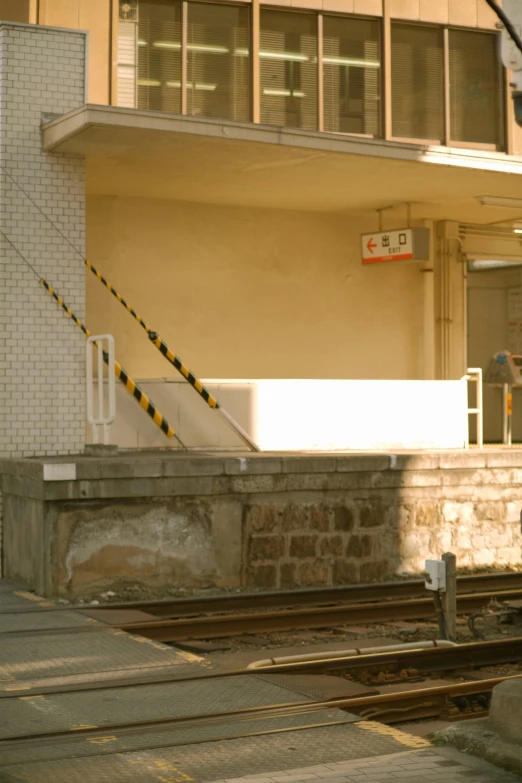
323;15;381;136
260;10;318;131
391;23;444;141
137;0;182;113
449;29;502;147
187;3;250;122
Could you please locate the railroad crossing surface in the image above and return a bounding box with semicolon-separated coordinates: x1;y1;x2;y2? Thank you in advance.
0;581;520;783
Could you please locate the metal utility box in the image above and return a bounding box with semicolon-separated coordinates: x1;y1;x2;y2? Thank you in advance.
425;559;446;592
485;352;522;387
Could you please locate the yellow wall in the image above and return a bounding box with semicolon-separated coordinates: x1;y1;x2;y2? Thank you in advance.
37;0;111;104
86;196;425;380
0;0;30;21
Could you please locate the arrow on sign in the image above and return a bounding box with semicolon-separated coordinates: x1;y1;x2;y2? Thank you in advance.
366;238;377;254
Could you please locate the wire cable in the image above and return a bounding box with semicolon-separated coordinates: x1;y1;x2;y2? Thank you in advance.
483;0;522;56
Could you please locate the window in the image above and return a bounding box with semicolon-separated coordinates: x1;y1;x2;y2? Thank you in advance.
119;4;505;150
260;10;318;130
391;23;444;141
391;23;503;147
449;29;503;146
137;0;182;113
187;3;250;122
323;16;381;136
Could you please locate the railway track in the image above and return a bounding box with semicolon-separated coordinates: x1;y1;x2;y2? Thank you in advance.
3;571;522;616
110;588;522;640
2;636;521;698
1;674;516;758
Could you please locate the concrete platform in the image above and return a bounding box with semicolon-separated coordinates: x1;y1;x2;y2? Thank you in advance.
2;449;522;597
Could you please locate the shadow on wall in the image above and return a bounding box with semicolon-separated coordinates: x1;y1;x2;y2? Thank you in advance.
240;453;522;590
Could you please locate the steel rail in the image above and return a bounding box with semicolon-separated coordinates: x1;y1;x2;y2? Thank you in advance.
2;675;518;749
2;638;521;700
2;572;522;616
114;589;522;640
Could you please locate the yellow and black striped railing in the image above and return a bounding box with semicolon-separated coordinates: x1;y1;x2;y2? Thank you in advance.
85;260;218;410
41;279;178;442
85;260;259;450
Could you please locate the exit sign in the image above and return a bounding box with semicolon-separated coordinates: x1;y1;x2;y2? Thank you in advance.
361;228;431;264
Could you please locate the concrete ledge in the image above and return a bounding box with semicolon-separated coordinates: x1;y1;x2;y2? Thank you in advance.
435;679;522;776
2;450;522;596
435;720;522;777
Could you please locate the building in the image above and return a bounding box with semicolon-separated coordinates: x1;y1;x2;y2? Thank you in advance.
1;0;522;456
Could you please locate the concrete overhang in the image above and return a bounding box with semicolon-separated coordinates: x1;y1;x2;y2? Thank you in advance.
43;104;522;221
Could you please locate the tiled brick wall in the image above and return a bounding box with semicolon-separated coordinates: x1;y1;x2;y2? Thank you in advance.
0;23;87;460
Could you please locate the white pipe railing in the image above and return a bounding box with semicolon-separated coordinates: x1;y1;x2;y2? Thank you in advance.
463;367;483;449
86;334;116;445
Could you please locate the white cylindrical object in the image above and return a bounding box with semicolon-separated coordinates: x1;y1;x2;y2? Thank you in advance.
246;639;457;669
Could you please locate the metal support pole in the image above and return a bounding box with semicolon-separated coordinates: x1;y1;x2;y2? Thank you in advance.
503;383;513;445
441;552;457;642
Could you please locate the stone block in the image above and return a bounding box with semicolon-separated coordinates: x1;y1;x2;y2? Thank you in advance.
290;535;317;558
475;502;504;523
335;456;389;473
164;458;224;476
439;453;486;470
489;679;522;744
358;501;384;529
286;474;329;491
333;506;355;531
310;505;333;532
280;562;296;588
414;504;439;528
360;561;391;581
74;461;102;480
323;473;360;490
230;474;287;494
298;561;329;586
319;535;343;556
345;534;373;558
441;501;474;525
248;564;277;589
281;504;309;532
486;453;522;469
507;502;522;523
401;529;432;558
390;455;440;471
246;505;280;533
282;457;336;474
332;559;358;584
495;547;522;565
224;458;282;475
248;535;285;561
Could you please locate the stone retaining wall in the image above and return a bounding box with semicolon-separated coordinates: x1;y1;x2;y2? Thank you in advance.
1;452;521;596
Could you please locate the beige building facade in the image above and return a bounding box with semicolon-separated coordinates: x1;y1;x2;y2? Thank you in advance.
2;0;522;451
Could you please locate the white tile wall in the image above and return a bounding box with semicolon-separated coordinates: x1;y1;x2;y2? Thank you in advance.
0;24;87;460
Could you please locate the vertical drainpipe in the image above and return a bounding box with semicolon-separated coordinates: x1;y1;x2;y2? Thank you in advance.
252;0;260;123
382;0;392;141
422;220;435;380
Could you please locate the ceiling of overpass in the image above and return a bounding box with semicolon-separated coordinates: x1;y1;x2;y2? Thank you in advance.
44;107;522;225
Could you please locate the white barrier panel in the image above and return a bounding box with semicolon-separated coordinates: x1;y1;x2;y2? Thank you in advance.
91;378;468;451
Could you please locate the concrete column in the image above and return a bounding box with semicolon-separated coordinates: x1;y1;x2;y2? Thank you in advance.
0;23;87;458
435;221;467;380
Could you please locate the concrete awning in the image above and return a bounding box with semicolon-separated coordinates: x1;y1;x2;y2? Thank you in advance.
43;104;522;222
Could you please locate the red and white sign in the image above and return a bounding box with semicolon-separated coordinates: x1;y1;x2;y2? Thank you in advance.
362;229;414;264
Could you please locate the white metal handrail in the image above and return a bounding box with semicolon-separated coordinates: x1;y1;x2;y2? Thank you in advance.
462;367;483;449
87;334;116;445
